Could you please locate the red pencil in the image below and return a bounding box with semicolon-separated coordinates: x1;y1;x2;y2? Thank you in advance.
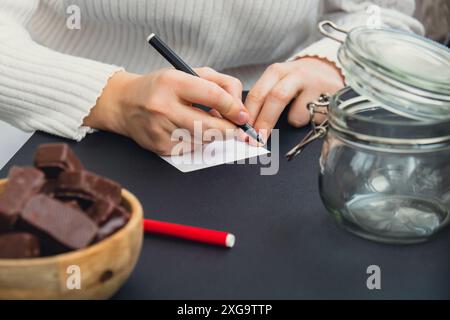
143;219;235;248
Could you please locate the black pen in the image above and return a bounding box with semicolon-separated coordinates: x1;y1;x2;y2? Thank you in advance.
147;33;263;144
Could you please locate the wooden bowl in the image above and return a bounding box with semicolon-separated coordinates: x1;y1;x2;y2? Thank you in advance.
0;179;143;300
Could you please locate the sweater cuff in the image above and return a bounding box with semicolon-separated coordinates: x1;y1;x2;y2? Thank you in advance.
0;39;124;141
287;38;344;77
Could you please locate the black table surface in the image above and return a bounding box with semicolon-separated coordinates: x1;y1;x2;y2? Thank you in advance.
2;110;450;300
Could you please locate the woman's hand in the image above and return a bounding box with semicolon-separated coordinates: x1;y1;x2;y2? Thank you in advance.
84;68;248;155
244;57;345;144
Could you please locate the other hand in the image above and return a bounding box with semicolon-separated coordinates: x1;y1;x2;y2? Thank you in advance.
245;57;344;144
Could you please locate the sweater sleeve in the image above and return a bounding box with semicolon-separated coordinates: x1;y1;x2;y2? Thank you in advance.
0;0;124;141
289;0;425;68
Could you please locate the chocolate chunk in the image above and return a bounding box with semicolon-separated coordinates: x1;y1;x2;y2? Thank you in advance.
15;225;69;257
86;200;116;225
56;171;122;205
34;143;83;178
0;167;45;232
21;194;98;250
0;232;40;259
96;206;130;241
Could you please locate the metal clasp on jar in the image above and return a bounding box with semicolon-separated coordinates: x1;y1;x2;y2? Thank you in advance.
286;21;349;161
318;20;349;43
286;94;330;161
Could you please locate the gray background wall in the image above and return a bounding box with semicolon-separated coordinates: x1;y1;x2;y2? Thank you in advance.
415;0;450;43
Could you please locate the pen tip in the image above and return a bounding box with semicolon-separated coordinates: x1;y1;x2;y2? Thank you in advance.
256;134;264;144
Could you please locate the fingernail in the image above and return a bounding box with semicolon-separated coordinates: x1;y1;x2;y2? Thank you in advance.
238;111;249;124
249;131;267;147
260;132;269;146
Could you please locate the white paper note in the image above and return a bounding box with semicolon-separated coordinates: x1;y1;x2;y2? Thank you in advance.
161;139;270;173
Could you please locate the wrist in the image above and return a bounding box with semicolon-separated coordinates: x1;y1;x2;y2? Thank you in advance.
83;71;139;136
298;56;345;84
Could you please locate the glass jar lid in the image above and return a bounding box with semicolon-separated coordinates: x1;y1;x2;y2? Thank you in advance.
337;27;450;121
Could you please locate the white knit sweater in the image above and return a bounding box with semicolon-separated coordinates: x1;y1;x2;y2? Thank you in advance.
0;0;423;141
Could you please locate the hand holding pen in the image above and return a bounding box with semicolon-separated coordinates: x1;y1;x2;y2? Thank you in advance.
84;45;258;156
147;33;263;144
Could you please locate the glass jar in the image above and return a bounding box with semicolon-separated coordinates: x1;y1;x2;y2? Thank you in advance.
291;22;450;244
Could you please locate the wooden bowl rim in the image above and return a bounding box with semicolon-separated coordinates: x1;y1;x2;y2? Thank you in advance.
0;178;143;266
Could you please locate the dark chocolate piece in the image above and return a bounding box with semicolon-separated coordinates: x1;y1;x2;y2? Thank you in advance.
0;232;40;259
56;171;122;205
34;143;83;178
21;194;98;250
86;200;116;225
96;206;130;241
0;167;45;232
15;223;70;257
